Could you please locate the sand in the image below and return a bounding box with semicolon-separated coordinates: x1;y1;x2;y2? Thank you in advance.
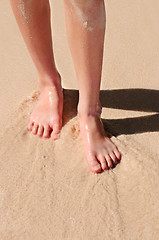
1;0;159;239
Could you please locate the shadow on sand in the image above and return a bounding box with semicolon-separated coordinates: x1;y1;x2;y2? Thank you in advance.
62;88;159;137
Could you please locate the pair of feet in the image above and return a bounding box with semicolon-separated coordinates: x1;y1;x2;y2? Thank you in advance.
27;73;121;173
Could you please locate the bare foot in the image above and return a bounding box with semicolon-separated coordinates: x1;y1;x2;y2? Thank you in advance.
27;73;63;140
78;103;121;173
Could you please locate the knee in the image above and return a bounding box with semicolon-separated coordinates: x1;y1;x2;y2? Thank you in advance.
64;0;102;11
64;0;105;31
15;0;50;12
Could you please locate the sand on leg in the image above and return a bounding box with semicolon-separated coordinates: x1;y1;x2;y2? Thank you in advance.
10;0;63;140
64;0;121;173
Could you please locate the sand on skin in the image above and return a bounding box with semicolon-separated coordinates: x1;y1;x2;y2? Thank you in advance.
0;0;159;239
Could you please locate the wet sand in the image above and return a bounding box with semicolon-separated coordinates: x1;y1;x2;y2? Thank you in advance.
1;0;159;239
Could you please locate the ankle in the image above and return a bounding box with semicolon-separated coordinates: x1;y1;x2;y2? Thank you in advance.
77;101;102;118
38;71;62;90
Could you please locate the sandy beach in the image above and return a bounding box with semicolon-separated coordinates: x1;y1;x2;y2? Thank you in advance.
1;0;159;239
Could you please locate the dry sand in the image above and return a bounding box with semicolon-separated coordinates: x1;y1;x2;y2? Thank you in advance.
1;0;159;239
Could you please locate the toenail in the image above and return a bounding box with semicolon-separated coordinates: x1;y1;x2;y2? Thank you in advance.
94;167;101;172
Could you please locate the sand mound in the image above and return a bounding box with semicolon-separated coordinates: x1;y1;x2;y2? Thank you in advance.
1;0;159;238
0;91;159;240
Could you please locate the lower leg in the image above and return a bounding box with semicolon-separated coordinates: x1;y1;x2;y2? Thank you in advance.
10;0;63;139
64;0;105;113
64;0;121;173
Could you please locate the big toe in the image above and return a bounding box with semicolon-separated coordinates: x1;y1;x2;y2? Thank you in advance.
88;154;102;173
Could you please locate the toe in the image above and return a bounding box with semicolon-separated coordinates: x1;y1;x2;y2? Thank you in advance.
27;120;34;131
109;152;118;164
53;122;61;134
105;154;113;169
88;154;102;173
114;147;121;161
43;125;51;138
32;123;39;135
98;155;108;171
37;125;44;137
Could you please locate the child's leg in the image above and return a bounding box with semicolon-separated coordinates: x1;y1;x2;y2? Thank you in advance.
10;0;63;140
64;0;121;173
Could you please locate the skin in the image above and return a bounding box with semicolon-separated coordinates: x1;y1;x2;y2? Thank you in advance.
10;0;121;173
64;0;121;172
10;0;63;140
